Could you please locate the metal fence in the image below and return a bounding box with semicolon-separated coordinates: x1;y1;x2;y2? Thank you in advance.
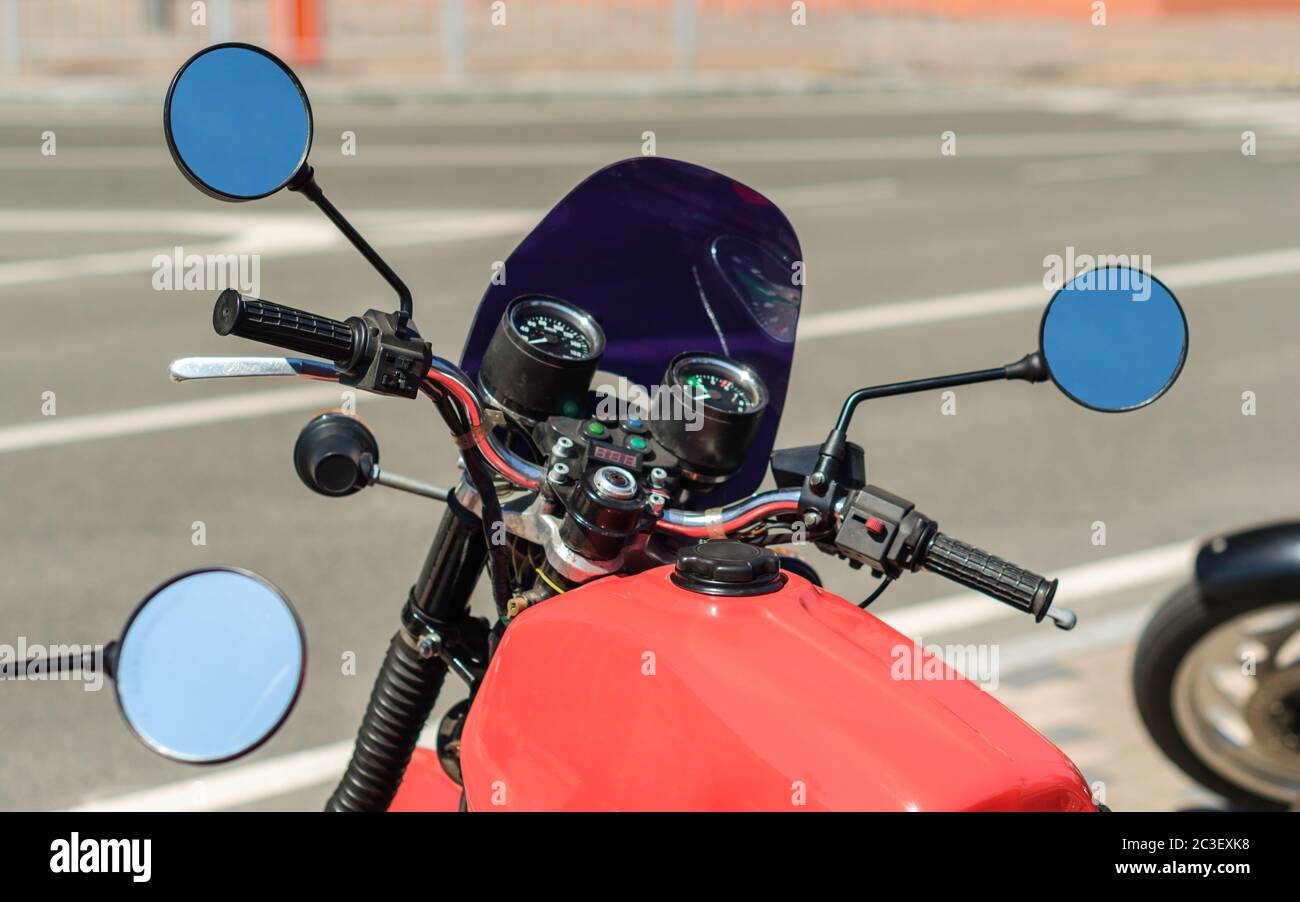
3;0;1299;85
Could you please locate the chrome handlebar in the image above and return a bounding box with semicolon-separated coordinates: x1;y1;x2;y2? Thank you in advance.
168;355;803;537
170;354;545;490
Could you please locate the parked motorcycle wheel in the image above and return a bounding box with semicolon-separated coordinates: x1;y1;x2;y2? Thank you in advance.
1134;584;1300;810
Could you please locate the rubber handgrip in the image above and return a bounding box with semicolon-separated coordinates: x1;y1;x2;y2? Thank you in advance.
213;289;356;363
921;532;1057;621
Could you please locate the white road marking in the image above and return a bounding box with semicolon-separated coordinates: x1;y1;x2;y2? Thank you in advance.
0;209;240;234
0;208;538;290
798;244;1300;339
799;283;1044;339
1110;94;1300;137
65;741;355;813
0;384;343;454
65;541;1191;811
992;603;1157;680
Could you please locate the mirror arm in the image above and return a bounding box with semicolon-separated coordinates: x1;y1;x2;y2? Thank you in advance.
1004;350;1049;384
0;643;114;679
808;351;1048;494
289;165;414;325
368;462;451;502
103;640;118;679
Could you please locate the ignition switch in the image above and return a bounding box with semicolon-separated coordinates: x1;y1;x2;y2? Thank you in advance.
558;465;644;561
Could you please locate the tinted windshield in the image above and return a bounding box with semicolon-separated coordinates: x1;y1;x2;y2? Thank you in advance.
460;157;803;507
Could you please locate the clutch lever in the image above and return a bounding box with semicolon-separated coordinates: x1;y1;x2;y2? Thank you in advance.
173;357;451;503
1044;606;1078;630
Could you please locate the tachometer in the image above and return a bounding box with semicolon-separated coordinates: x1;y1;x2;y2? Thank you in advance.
678;363;761;414
651;353;768;482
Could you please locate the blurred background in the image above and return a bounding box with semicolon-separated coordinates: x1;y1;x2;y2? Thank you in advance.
2;0;1299;812
6;0;1300;91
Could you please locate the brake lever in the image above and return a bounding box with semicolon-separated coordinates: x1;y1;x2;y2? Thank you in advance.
168;356;341;382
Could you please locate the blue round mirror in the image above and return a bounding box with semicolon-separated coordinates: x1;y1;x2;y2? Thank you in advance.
165;43;313;201
1040;267;1188;412
115;568;305;764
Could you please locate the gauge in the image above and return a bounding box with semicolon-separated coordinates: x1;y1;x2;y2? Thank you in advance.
677;362;762;414
651;353;768;482
508;297;602;362
479;295;606;423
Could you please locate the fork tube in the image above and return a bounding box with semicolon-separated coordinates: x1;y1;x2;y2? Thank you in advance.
409;497;487;625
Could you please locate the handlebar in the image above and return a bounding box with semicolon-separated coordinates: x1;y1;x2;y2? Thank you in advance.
921;531;1060;622
205;292;806;537
206;296;1061;571
208;290;545;491
213;290;361;366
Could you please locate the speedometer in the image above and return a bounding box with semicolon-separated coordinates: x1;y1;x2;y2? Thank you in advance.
479;295;606;423
508;297;601;362
651;353;768;482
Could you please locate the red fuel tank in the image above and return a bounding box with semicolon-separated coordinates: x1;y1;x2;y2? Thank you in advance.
459;565;1095;811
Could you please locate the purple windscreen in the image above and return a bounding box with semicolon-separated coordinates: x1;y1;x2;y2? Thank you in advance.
459;157;803;508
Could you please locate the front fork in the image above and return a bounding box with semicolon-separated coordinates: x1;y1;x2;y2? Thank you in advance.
403;498;493;684
326;498;490;812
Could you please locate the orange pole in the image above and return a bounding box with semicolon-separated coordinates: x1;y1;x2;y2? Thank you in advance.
271;0;325;67
295;0;324;67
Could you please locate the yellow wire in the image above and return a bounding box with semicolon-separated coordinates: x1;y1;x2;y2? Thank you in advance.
533;566;567;595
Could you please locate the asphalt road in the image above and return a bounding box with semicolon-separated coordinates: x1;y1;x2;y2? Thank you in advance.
2;84;1297;811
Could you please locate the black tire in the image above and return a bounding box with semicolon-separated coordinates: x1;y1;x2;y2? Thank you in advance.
1132;583;1292;810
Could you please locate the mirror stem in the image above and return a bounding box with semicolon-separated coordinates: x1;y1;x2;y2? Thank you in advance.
809;352;1048;493
289;165;414;325
1004;350;1049;384
0;643;114;679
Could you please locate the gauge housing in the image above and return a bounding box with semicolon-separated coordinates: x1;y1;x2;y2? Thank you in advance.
478;295;606;423
650;352;768;482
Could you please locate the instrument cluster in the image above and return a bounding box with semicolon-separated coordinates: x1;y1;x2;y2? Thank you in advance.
477;295;769;509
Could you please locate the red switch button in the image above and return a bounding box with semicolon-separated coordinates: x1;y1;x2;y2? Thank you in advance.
865;516;887;539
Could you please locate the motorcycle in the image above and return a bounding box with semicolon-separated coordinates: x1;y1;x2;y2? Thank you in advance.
36;42;1191;811
1134;524;1300;810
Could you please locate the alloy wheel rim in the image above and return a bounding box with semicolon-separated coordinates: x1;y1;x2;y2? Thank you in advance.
1170;601;1300;804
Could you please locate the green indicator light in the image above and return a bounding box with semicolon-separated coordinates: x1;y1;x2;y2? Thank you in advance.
562;399;581;417
586;421;606;437
628;436;647;451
